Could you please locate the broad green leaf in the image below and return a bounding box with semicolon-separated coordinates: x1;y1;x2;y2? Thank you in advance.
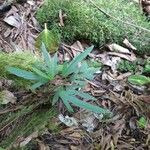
47;53;58;78
59;90;110;114
70;96;110;114
137;117;148;129
7;67;39;80
41;44;58;79
52;92;59;105
41;43;52;69
66;89;96;101
61;61;68;75
144;64;150;73
30;80;48;90
33;61;48;72
32;67;50;80
62;45;94;76
128;75;150;85
57;64;64;73
59;91;74;112
35;24;60;53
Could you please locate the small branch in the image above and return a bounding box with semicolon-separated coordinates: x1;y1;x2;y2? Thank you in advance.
89;0;150;33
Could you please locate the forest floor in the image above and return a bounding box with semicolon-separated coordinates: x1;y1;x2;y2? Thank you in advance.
0;0;150;150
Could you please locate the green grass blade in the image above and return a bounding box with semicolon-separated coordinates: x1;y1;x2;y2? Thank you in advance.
62;46;94;76
7;67;39;80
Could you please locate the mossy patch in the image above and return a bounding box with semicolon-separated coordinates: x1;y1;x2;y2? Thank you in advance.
0;105;58;149
36;0;150;55
0;52;38;88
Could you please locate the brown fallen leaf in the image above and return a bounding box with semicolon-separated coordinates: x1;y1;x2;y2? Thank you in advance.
36;139;50;150
20;131;38;147
139;95;150;104
0;90;16;104
70;145;79;150
107;52;136;62
107;43;131;54
116;72;132;80
96;53;121;73
123;38;137;51
4;15;21;28
70;41;84;57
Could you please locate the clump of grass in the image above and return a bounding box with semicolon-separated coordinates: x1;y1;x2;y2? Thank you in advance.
36;0;150;54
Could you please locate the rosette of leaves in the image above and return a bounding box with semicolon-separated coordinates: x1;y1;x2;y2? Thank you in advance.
7;44;111;115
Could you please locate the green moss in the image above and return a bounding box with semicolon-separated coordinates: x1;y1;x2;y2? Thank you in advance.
36;0;150;54
117;60;137;73
0;52;38;88
0;106;57;149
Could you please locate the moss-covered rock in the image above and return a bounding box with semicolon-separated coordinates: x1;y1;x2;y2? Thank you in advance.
36;0;150;54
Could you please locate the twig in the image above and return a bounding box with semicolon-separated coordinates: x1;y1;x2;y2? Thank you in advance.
89;0;150;33
0;105;23;115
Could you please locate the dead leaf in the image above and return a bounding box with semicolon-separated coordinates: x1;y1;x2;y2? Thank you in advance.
107;52;136;62
70;41;84;57
4;15;21;28
123;38;137;51
70;145;79;150
0;90;16;104
116;72;132;80
58;114;78;127
69;132;81;138
107;43;131;54
96;53;121;72
20;132;38;147
139;95;150;104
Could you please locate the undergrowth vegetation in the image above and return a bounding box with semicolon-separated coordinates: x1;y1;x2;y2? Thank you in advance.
36;0;150;54
0;52;37;88
7;44;111;115
0;105;57;148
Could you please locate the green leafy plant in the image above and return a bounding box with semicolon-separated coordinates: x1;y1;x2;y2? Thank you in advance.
144;64;150;73
128;75;150;85
7;44;111;115
144;60;150;74
137;116;148;129
35;23;60;53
